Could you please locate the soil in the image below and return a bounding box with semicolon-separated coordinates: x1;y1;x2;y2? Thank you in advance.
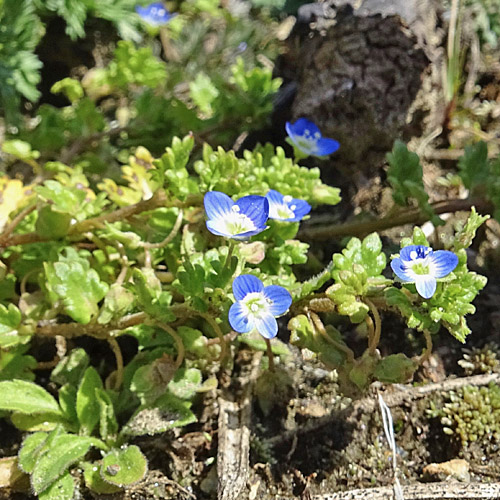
5;5;500;500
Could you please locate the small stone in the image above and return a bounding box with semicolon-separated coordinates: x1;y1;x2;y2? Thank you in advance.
422;459;470;482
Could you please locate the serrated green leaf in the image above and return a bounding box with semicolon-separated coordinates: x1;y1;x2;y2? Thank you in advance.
0;303;26;349
31;434;94;494
457;141;489;191
189;73;219;116
100;445;147;487
0;380;61;415
76;367;103;435
0;347;36;381
35;180;86;215
44;248;109;324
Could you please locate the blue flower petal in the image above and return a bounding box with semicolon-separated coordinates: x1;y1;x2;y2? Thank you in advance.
263;285;292;316
229;302;253;333
415;275;437;299
316;137;340;156
232;274;264;301
135;2;172;25
400;245;431;261
206;220;231;238
204;191;234;221
390;258;413;282
265;189;284;205
235;195;269;229
286;118;320;138
430;250;458;278
254;312;278;339
231;228;267;240
288;198;311;222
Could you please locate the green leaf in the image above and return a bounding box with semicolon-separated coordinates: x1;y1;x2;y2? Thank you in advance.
83;461;122;494
35;180;86;216
168;368;202;400
453;207;489;251
35;205;72;239
51;77;84;103
44;247;109;324
11;412;68;432
122;393;197;436
76;367;104;435
374;354;418;383
100;445;148;487
96;389;118;442
38;471;74;500
0;303;28;348
189;73;219;116
97;284;135;324
51;348;89;387
2;140;40;161
457;141;489;191
0;346;36;381
0;380;61;415
387;140;442;225
31;434;95;494
18;432;50;473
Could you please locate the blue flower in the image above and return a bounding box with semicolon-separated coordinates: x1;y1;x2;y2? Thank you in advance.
229;275;292;339
135;2;173;26
390;245;459;299
286;118;340;157
265;190;311;222
204;191;269;240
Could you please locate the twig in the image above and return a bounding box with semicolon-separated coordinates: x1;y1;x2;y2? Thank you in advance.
140;209;183;249
0;204;36;245
60;127;127;164
1;192;202;248
298;198;491;241
217;352;262;500
308;482;500;499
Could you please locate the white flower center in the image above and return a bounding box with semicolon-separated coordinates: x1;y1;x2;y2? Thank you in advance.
210;207;256;236
296;133;318;154
241;292;271;319
405;256;436;279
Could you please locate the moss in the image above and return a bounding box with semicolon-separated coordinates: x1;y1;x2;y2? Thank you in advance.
458;343;500;375
439;383;500;450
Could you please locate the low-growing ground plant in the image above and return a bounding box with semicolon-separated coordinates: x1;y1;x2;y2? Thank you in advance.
0;1;498;497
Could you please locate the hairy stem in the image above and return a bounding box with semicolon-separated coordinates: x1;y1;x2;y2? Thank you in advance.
107;337;124;390
265;338;275;372
366;298;382;355
157;322;185;370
